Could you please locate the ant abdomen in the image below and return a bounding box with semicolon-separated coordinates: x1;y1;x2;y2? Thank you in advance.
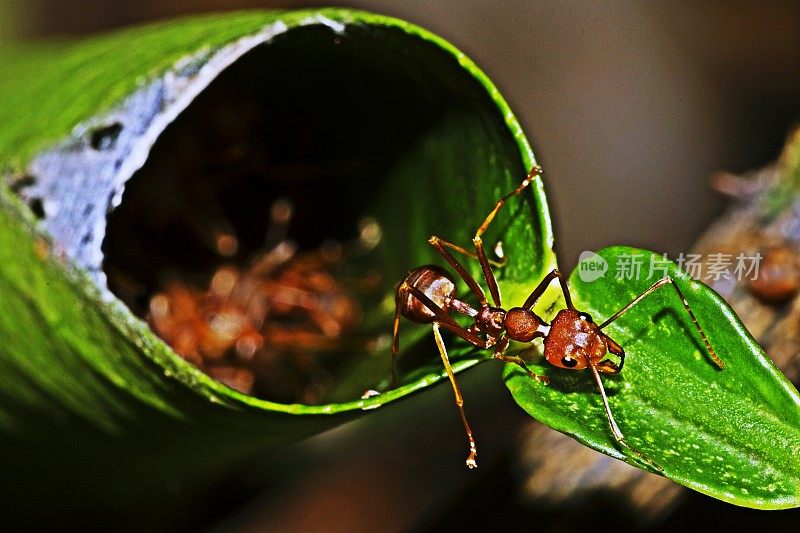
398;265;457;323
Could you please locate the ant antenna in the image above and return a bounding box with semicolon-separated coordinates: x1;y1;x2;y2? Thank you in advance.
598;276;724;369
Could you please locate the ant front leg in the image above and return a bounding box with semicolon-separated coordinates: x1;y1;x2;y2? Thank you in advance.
492;336;549;384
588;363;663;472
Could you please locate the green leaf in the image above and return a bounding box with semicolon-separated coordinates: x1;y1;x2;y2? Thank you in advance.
0;9;555;516
504;246;800;509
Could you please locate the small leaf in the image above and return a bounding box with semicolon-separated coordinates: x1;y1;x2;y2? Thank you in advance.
505;246;800;509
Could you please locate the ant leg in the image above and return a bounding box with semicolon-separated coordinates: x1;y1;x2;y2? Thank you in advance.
469;166;543;308
390;290;403;388
598;277;724;369
405;285;488;348
471;235;502;308
429;237;505;268
429;236;488;307
390;283;487;390
475;165;543;239
430;166;544;309
588;363;663;472
522;269;574;310
492;336;549;384
432;322;478;469
432;233;502;308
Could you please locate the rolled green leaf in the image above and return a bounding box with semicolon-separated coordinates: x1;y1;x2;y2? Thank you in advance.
0;9;554;515
505;246;800;509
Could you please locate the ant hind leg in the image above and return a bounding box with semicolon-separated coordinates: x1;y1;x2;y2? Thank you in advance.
390;287;405;388
432;322;478;469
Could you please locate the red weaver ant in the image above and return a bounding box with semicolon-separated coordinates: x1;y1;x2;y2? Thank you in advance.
391;166;724;469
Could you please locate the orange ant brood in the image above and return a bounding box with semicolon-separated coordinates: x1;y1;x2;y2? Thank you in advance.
148;198;380;402
391;166;725;469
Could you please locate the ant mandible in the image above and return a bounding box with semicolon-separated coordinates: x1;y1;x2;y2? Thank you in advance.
391;166;725;469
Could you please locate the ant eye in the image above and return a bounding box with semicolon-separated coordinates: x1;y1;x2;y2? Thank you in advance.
579;312;593;323
561;355;578;368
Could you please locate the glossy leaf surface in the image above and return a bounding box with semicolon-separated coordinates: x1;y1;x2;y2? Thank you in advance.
505;246;800;509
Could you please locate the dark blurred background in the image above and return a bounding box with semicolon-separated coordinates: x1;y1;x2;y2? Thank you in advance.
4;1;800;531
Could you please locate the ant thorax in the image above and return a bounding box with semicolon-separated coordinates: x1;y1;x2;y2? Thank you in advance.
504;307;546;342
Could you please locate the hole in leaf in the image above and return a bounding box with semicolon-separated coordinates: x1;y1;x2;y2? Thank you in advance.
89;122;123;151
10;174;37;194
28;197;45;219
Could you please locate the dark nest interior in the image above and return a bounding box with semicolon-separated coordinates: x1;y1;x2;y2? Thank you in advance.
101;24;521;403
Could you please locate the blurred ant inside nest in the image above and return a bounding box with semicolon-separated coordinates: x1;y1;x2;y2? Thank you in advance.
146;198;383;403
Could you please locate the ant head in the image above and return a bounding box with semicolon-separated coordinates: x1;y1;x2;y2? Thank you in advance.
543;308;607;371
